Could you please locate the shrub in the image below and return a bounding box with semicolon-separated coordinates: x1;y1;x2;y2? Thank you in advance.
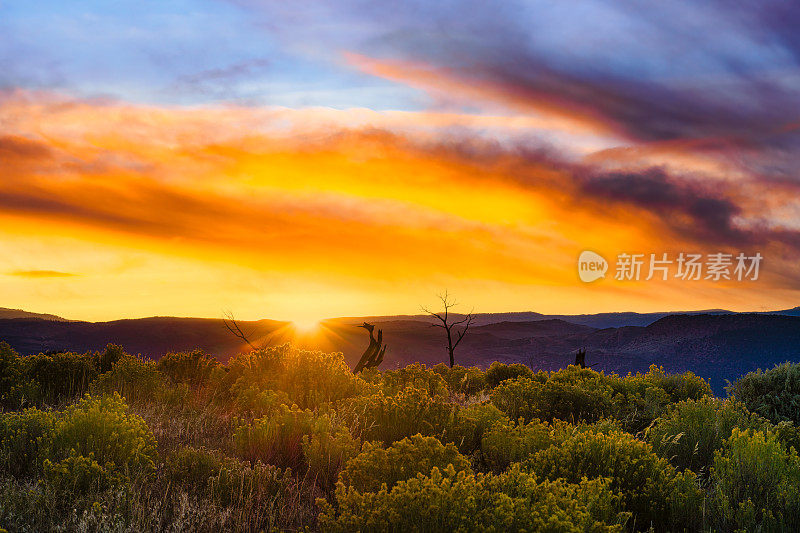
43;452;117;495
709;429;800;532
318;465;628;532
167;445;293;506
222;344;362;408
338;387;455;445
340;435;471;492
728;362;800;425
482;418;556;472
51;393;158;479
379;364;448;397
432;364;487;396
91;355;166;405
608;366;711;434
232;385;291;417
157;349;219;388
491;366;615;423
523;428;702;531
93;344;125;374
446;402;509;454
0;407;55;477
234;405;358;487
484;361;534;388
646;397;767;474
0;342;24;409
20;351;97;406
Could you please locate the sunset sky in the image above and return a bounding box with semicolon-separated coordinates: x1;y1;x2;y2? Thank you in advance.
2;1;800;322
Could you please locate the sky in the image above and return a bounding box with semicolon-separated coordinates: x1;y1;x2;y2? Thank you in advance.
2;0;800;322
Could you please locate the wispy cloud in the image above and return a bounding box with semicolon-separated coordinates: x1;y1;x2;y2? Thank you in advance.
9;270;78;278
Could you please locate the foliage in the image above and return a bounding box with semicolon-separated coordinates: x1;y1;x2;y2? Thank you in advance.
167;445;294;506
709;428;800;532
93;344;125;374
51;393;158;479
19;351;98;406
491;366;615;423
432;364;487;396
234;404;358;487
220;344;363;409
446;401;509;454
318;464;628;532
522;427;703;531
379;363;448;397
91;354;166;405
338;386;455;445
157;349;219;388
1;340;798;532
484;361;534;388
340;434;471;492
728;362;800;425
646;396;768;474
0;407;56;478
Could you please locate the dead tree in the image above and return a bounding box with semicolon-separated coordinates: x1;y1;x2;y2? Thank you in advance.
353;322;386;373
222;311;259;350
422;291;474;368
574;347;587;368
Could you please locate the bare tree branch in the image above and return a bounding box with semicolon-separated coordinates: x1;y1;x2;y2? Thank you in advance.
421;292;474;367
222;310;259;351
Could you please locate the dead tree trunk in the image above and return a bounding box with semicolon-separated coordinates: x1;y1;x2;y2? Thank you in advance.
353;322;386;373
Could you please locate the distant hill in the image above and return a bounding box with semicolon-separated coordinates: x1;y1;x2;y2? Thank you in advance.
1;309;800;393
0;307;65;321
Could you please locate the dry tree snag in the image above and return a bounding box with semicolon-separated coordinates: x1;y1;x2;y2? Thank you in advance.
422;291;474;368
353;322;386;373
574;347;587;368
222;310;259;350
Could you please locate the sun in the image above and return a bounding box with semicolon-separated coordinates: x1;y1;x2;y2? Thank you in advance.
291;318;321;334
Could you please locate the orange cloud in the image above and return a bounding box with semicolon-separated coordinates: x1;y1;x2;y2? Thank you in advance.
0;90;797;321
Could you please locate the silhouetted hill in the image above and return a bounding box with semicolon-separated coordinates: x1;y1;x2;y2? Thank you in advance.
1;311;800;393
0;307;65;321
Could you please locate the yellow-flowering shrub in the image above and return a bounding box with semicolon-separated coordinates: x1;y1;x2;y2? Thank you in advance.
340;434;471;492
318;464;628;532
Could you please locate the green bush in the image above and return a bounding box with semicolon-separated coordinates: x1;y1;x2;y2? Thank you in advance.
523;428;702;531
379;364;448;397
446;402;509;454
484;361;534;388
432;364;487;396
51;393;158;479
646;397;767;474
482;418;556;472
157;349;219;388
234;404;358;487
220;344;362;409
232;385;291;417
338;387;455;445
728;362;800;426
318;464;628;532
91;355;166;405
491;366;615;423
93;344;125;374
709;428;800;532
0;342;24;409
608;366;711;433
43;452;117;495
167;445;293;506
340;435;471;492
0;407;55;477
20;351;97;406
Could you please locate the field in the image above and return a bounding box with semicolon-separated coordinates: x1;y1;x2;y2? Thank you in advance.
1;341;799;532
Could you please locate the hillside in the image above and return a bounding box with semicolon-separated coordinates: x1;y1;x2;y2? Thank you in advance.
1;312;800;392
